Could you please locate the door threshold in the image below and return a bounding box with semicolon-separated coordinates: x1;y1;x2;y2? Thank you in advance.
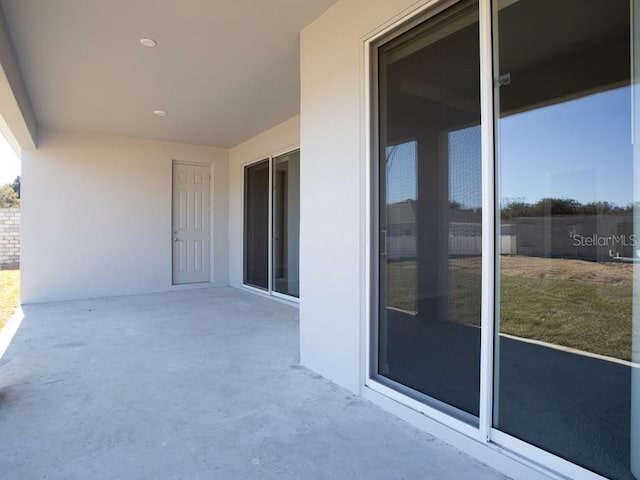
170;282;214;291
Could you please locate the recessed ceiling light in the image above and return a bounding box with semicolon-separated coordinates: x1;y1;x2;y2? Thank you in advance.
153;110;166;117
140;38;157;47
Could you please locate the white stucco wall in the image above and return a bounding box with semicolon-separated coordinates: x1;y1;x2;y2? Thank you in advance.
228;116;300;289
300;0;421;395
21;128;229;303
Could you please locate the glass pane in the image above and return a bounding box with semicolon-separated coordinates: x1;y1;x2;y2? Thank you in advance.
244;160;269;289
494;1;637;478
377;0;481;421
273;150;300;298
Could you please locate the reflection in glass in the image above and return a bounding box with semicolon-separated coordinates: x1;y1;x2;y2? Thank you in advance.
244;160;269;289
273;150;300;298
495;1;634;478
377;0;481;421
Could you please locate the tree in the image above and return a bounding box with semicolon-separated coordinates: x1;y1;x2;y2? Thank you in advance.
0;184;19;207
10;175;20;198
500;197;634;218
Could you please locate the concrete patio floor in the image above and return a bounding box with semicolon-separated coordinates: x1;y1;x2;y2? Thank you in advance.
0;287;508;480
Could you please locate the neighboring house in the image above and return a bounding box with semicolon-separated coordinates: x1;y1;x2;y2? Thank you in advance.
0;1;637;480
386;200;482;259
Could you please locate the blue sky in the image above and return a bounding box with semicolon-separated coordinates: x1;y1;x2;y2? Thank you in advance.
386;86;633;208
386;142;417;204
499;86;632;207
0;132;20;185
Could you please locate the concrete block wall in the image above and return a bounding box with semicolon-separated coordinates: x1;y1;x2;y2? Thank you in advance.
0;208;20;268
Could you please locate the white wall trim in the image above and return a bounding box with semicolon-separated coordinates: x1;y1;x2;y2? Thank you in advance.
360;9;373;395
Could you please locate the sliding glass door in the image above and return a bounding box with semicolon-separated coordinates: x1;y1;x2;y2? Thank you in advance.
376;0;482;422
372;1;638;478
273;150;300;298
244;149;300;299
493;1;634;479
244;159;269;289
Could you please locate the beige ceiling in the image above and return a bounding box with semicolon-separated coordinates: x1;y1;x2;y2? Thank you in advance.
0;0;337;148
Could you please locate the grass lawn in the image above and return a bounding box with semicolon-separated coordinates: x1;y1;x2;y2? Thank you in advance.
386;256;632;361
0;269;20;330
500;274;631;360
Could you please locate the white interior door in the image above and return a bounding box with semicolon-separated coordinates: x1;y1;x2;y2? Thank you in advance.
172;162;211;284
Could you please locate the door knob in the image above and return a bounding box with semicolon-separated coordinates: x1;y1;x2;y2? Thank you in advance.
173;237;179;242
